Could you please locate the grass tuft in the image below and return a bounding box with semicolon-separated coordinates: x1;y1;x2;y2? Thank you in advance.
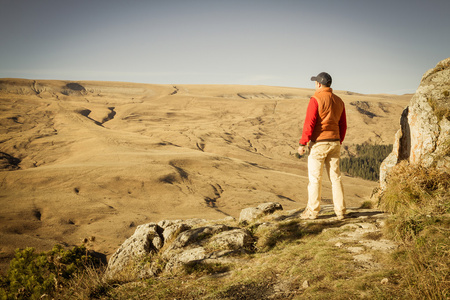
380;161;450;217
379;161;450;299
359;200;374;209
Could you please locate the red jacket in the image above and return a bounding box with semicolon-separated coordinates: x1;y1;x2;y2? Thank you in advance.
299;87;347;146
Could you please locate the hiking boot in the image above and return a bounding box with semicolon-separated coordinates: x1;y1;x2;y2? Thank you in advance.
334;214;345;221
300;209;317;220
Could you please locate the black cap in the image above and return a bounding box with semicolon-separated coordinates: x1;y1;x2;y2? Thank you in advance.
311;72;332;86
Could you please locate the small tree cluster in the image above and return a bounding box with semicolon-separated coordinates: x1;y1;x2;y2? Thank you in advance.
340;144;392;181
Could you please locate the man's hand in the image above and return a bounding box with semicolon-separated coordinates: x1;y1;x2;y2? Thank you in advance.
298;145;306;156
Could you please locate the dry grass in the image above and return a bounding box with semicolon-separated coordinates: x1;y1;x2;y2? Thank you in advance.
53;265;112;299
380;161;450;218
380;161;450;299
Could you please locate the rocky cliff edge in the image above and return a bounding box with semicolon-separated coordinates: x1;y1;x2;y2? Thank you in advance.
380;58;450;190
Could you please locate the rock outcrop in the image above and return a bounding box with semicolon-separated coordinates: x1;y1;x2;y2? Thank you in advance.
104;202;396;281
380;58;450;189
104;223;163;279
104;216;253;280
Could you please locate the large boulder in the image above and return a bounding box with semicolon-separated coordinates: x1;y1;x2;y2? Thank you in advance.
104;203;282;280
380;58;450;189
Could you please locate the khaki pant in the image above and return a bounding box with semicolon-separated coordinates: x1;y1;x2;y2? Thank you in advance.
306;141;345;216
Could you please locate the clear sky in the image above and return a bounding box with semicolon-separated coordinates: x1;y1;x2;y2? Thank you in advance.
1;0;449;94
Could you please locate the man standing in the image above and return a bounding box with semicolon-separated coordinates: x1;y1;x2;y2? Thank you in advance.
298;72;347;220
